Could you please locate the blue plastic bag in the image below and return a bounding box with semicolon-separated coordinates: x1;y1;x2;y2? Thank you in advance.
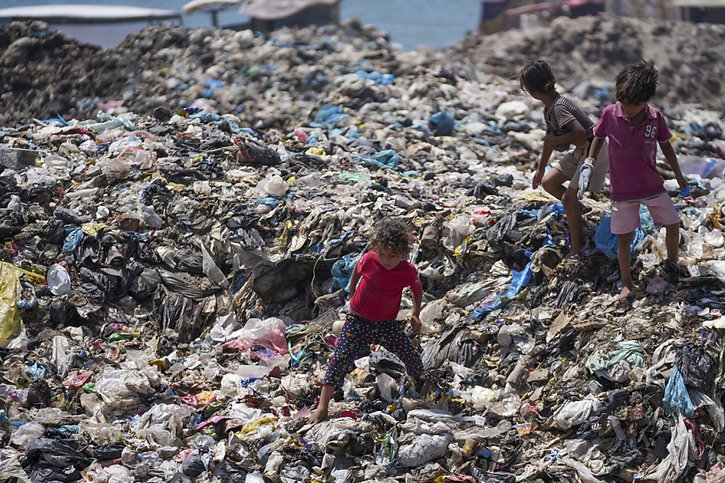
471;261;533;320
428;111;455;136
310;104;349;128
63;228;84;253
354;150;400;170
594;213;645;260
331;254;360;293
356;70;395;85
663;366;695;417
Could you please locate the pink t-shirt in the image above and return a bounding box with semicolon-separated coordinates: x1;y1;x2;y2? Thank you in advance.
593;102;672;201
349;251;423;321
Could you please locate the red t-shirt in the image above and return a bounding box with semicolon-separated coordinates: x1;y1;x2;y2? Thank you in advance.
349;251;423;321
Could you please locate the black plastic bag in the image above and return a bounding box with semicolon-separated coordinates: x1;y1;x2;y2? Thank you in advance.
21;437;91;483
675;343;716;392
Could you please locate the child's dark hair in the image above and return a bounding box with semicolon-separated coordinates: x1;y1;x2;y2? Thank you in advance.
370;218;412;255
519;60;556;94
615;60;658;104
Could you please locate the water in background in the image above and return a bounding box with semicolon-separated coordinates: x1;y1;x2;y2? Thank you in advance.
1;0;482;49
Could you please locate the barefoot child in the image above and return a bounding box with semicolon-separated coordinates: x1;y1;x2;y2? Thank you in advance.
520;60;610;257
309;219;424;423
587;60;687;298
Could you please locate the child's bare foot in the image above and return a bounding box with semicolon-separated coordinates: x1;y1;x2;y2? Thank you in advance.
308;407;328;424
618;285;633;300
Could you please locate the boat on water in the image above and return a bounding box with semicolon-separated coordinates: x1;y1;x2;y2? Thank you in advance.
0;5;182;48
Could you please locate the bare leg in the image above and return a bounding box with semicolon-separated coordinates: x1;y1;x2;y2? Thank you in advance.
541;168;569;201
664;223;680;262
562;187;583;257
309;384;335;423
617;231;635;298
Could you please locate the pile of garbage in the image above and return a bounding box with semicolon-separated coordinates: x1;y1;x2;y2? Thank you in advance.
454;13;725;112
1;16;724;483
0;19;402;126
2;14;725;126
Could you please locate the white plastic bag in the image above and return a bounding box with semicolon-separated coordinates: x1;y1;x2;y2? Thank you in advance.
47;264;71;295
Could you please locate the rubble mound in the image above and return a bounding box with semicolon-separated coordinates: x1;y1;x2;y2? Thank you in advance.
454;14;725;111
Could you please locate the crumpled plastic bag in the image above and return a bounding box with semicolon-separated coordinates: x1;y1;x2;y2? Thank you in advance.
137;403;194;437
47;264;71;296
553;397;601;430
10;422;45;450
645;414;696;482
663;366;695;417
0;448;30;483
428;111;455;136
585;340;645;383
690;390;725;432
95;369;156;414
675;342;716;392
0;262;22;348
87;464;134;483
595;213;645;259
397;431;453;467
222;317;288;355
331;254;359;293
20;437;92;483
354;149;401;170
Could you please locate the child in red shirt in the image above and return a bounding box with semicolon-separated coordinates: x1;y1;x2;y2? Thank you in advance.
587;60;688;299
309;219;424;423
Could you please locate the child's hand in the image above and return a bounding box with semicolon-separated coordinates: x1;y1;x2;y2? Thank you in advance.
410;315;421;334
532;168;544;189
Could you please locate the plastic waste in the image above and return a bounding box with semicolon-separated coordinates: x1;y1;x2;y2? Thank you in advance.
646;276;669;295
586;340;645;383
663;366;695;417
222;318;288;355
356;70;395;85
10;422;45;449
397;425;453;467
594;213;645;259
47;264;71;295
646;414;696;482
139;204;163;229
354;149;401;170
675;343;716;392
263;175;287;197
428;111;455;136
552;397;601;430
331;254;359;292
0;262;21;348
418;299;446;335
